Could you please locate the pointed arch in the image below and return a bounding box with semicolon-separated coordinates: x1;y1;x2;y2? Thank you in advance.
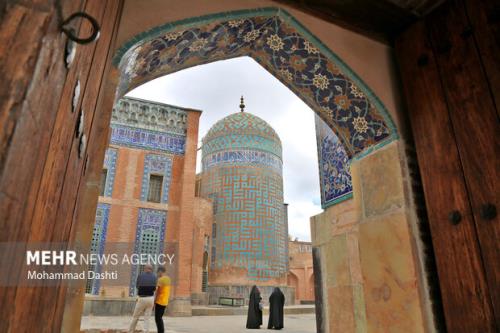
112;7;397;158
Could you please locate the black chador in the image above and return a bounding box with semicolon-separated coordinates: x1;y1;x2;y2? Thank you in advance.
268;287;285;330
246;285;263;329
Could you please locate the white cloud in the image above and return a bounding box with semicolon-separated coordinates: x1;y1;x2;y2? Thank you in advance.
287;200;323;241
127;56;323;241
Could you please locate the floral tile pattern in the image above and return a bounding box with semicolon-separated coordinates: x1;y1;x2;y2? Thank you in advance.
115;8;396;158
110;124;186;155
315;115;353;207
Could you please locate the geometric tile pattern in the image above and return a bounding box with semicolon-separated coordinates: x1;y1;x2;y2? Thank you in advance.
140;154;173;204
102;148;118;197
205;112;280;142
115;8;397;158
110;124;186;155
129;208;167;296
202;167;287;280
86;203;110;295
202;149;282;175
315;115;353;207
202;133;282;158
201;112;287;281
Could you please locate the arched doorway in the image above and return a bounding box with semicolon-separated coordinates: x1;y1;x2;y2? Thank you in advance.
0;2;439;332
74;7;436;333
78;6;434;333
103;8;408;325
287;271;300;304
1;1;497;332
113;8;397;159
308;273;315;301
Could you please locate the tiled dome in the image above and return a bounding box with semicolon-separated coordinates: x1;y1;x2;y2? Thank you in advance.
203;112;281;144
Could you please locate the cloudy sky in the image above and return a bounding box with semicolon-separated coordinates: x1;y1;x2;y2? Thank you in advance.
127;56;323;241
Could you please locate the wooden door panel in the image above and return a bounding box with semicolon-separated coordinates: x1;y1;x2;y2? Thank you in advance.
0;1;85;331
464;0;500;117
28;0;107;244
396;20;496;332
0;0;122;331
52;1;123;331
426;0;500;321
8;1;108;332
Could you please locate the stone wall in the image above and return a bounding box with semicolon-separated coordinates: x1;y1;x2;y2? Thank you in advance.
311;141;434;333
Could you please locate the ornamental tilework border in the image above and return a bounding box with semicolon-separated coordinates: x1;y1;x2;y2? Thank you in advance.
315;115;353;207
103;148;118;197
129;208;167;296
110;124;186;155
89;203;110;295
140;154;173;204
114;8;397;158
202;149;282;175
203;134;282;158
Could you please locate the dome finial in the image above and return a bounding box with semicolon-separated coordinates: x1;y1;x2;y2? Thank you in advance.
239;95;245;112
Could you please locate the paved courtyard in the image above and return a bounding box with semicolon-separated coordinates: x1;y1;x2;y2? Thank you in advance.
81;314;316;332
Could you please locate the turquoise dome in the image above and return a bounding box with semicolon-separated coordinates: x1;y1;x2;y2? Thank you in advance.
203;112;281;144
199;110;287;282
202;112;282;160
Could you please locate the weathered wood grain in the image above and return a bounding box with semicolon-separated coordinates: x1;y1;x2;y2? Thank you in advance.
426;0;500;322
0;1;84;332
395;17;496;332
464;0;500;117
0;0;123;331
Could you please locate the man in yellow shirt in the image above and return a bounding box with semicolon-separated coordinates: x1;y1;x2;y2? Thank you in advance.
154;266;171;333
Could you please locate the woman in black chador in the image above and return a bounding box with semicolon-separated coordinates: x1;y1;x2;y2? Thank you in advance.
267;287;285;330
246;285;263;329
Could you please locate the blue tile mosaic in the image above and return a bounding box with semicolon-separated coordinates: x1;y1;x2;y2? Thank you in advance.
140;154;173;204
202;149;282;174
201;112;287;281
88;203;110;295
315;115;353;207
203;134;282;158
102;148;118;197
110;124;186;154
114;8;397;158
129;208;167;296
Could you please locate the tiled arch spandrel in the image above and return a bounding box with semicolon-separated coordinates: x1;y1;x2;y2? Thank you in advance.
113;7;397;158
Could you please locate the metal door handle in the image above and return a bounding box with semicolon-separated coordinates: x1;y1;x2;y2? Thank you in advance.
61;12;100;45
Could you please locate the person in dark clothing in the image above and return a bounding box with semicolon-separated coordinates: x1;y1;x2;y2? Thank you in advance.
246;285;263;329
268;287;285;329
129;264;157;333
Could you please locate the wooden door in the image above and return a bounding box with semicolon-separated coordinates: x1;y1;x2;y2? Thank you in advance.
0;0;123;332
396;0;499;331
